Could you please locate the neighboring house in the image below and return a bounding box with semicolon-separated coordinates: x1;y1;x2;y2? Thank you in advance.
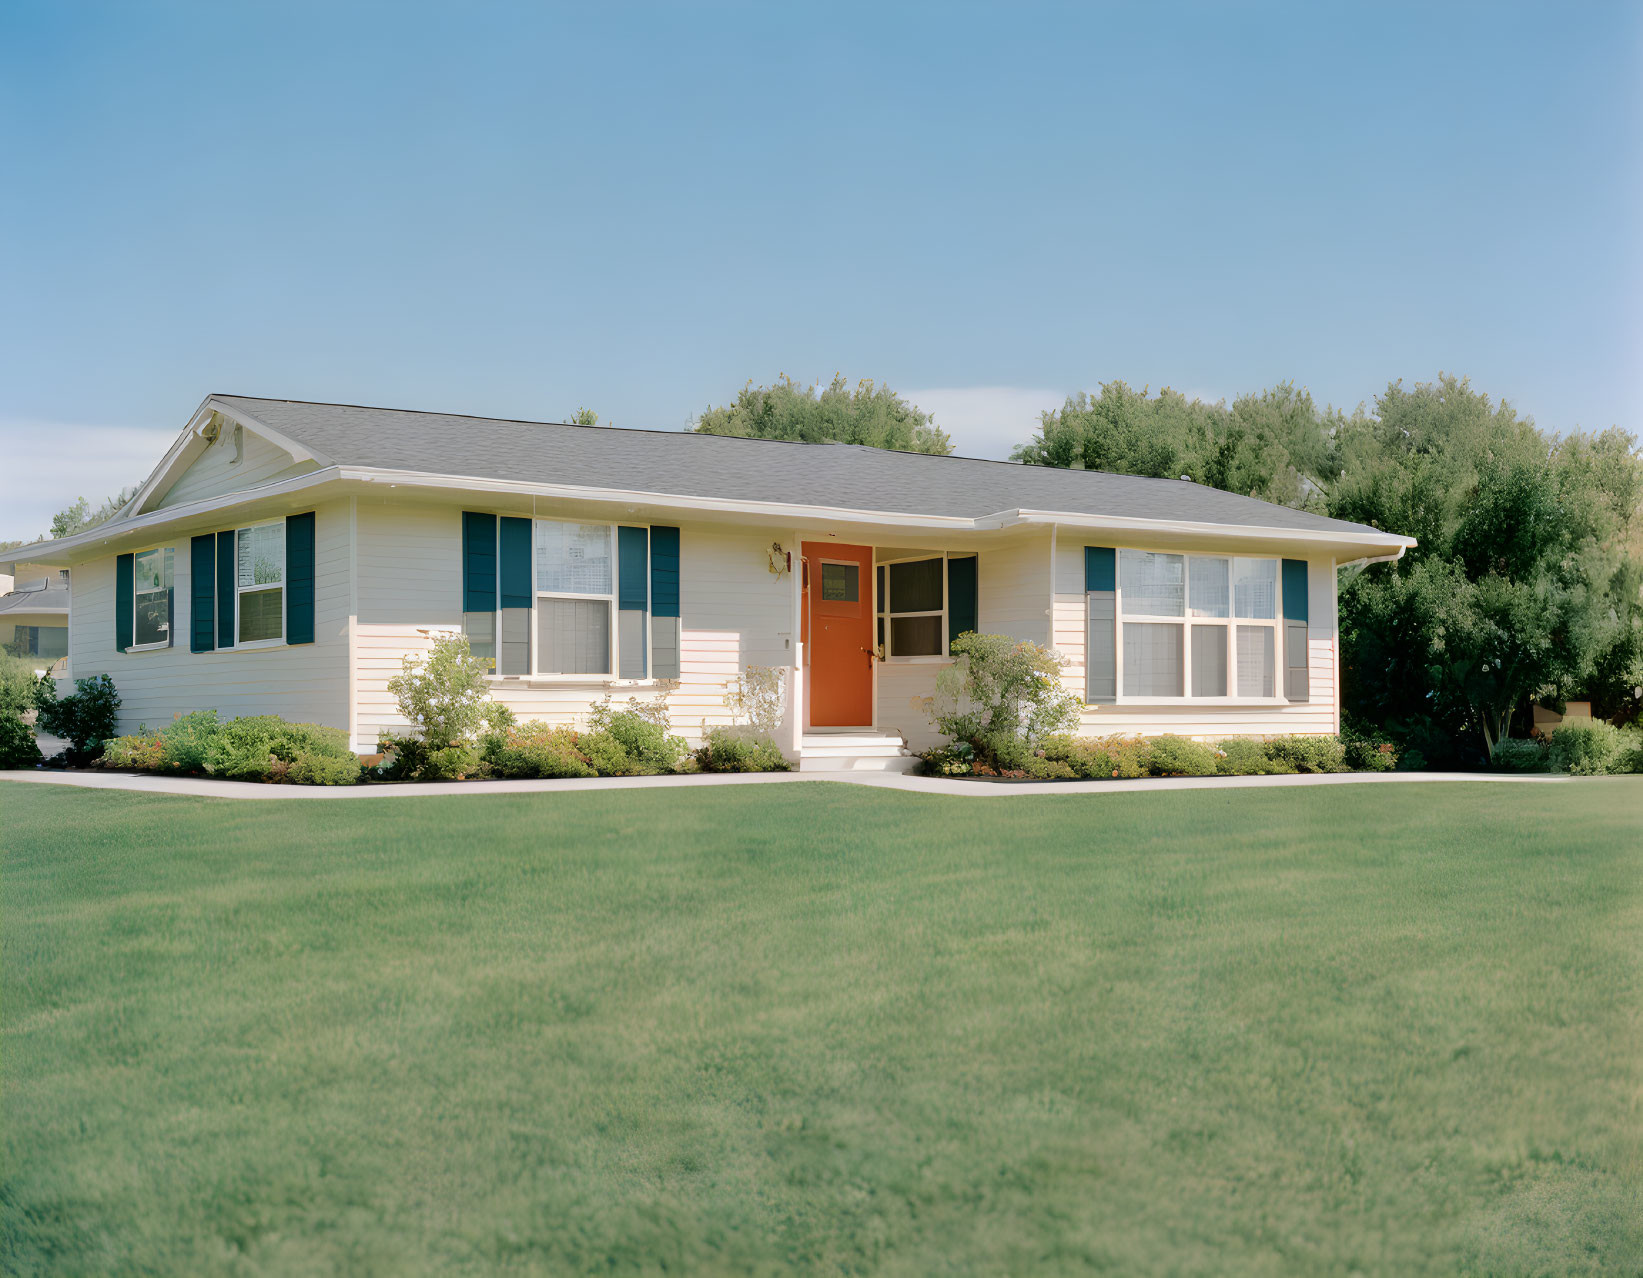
6;394;1414;769
0;566;70;673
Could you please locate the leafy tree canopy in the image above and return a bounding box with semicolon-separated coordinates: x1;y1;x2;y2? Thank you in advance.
49;488;136;541
1329;375;1642;763
692;374;951;455
1011;381;1347;509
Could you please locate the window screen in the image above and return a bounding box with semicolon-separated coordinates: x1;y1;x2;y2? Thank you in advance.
535;521;612;595
1123;622;1183;696
1120;550;1184;616
1236;624;1275;696
537;597;610;675
133;547;173;646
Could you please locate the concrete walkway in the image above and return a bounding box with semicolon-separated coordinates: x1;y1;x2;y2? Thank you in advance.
0;767;1578;801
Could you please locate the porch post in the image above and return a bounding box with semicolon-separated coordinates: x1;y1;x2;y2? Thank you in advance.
781;529;804;764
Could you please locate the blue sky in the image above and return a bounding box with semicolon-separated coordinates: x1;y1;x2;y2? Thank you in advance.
2;1;1639;539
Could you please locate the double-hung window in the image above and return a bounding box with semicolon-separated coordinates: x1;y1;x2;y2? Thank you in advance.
131;547;174;649
236;521;286;645
875;556;946;658
1116;550;1280;699
535;519;615;676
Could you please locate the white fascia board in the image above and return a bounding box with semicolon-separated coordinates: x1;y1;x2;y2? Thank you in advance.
13;467;348;564
1002;508;1418;552
125;395;330;517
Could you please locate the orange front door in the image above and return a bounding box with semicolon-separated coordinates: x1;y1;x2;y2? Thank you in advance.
802;541;875;727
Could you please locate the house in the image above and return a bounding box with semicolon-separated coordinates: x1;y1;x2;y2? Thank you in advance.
6;394;1414;769
0;565;71;675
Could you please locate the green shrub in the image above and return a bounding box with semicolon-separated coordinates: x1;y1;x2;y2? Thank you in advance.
158;709;220;773
577;730;649;776
1216;738;1288;775
99;731;164;771
423;745;480;781
1341;725;1398;771
0;653;39;719
487;722;595;779
926;633;1079;770
1146;735;1219;777
1041;734;1150;779
1618;728;1643;775
1490;738;1551;773
695;727;789;773
1022;755;1077;779
34;673;120;763
1265;735;1347;774
0;714;43;768
919;742;974;776
587;695;688;774
1547;720;1626;775
206;716;359;784
385;634;500;749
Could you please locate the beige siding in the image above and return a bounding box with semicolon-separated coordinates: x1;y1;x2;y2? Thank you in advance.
1050;536;1339;739
157;427;317;509
977;532;1053;646
353;500;794;747
67;500;351;735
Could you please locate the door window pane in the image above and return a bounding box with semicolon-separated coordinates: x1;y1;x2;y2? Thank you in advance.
535;521;612;595
890;615;943;657
1236;625;1275;696
888;558;943;613
1123;622;1184;696
1190;625;1227;696
1120;550;1184;616
819;562;858;602
238;588;283;643
1188;557;1229;617
537;597;611;675
1232;558;1277;619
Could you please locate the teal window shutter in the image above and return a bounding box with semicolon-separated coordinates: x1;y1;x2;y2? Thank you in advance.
1084;546;1116;703
1282;559;1310;701
216;530;236;647
286;512;316;645
497;516;532;675
114;552;134;652
462;512;497;612
190;535;216;651
617;526;649;679
947;555;978;647
1085;546;1115;592
649;526;680;679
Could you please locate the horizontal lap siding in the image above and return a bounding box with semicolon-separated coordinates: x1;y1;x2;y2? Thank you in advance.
156;428;318;509
69;500;351;735
876;663;944;751
976;533;1052;646
354;503;793;746
1050;538;1339;740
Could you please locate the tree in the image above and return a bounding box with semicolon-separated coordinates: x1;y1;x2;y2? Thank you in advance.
49;488;136;540
1010;381;1342;508
1330;376;1642;763
692;374;951;455
568;408;599;426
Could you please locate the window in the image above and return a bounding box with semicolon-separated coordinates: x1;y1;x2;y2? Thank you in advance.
1114;549;1282;699
535;519;614;675
877;556;944;657
236;522;285;644
132;546;174;648
14;625;67;660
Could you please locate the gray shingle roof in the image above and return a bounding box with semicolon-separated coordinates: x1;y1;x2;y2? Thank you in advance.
217;394;1396;539
0;579;69;616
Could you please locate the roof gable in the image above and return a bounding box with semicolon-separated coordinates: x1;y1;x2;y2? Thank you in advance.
130;399;325;517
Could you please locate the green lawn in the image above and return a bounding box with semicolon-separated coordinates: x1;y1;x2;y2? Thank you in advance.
4;780;1640;1276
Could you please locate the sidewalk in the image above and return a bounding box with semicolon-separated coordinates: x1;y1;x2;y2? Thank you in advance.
0;767;1575;801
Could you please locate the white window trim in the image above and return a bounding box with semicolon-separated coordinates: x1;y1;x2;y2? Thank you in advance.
1110;549;1286;704
127;545;174;652
228;521;289;651
876;552;952;663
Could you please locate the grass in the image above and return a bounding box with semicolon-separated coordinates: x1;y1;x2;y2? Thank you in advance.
3;779;1641;1276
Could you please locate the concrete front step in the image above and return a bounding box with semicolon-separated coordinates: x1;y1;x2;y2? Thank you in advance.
798;753;921;773
797;730;917;773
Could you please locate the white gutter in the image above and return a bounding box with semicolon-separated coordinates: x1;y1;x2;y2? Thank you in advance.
12;465;1417;565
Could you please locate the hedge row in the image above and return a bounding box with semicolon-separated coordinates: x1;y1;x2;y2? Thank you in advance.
1492;722;1643;776
921;732;1395;780
101;711;362;785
